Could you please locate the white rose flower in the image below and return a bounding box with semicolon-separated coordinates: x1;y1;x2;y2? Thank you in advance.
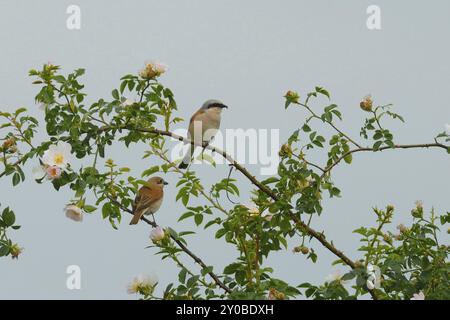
127;274;158;294
64;204;83;222
152;62;168;75
410;291;425;300
42;141;72;169
139;61;168;79
325;270;347;285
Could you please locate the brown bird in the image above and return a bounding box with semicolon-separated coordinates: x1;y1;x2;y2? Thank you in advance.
129;176;168;225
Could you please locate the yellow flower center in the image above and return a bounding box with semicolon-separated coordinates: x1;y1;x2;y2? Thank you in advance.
48;167;58;177
53;153;64;165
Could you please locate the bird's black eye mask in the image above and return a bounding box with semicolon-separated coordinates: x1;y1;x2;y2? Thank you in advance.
207;103;228;109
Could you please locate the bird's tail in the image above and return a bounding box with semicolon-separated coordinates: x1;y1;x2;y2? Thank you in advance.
178;145;195;169
129;209;144;225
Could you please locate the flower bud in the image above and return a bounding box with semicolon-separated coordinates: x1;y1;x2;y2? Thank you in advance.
2;138;15;149
300;246;310;255
2;138;17;153
382;234;392;244
396;224;408;234
268;288;285;300
360;95;373;112
279;144;293;157
150;226;165;242
64;204;83;222
292;245;309;255
411;201;423;219
10;243;23;259
285;90;300;103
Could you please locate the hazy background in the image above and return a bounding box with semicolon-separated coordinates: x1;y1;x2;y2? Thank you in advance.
0;0;449;299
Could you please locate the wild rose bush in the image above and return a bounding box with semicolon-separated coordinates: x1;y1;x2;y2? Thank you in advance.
0;63;449;300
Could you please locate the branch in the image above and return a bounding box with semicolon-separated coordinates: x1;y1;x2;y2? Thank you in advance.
106;196;232;294
323;142;448;176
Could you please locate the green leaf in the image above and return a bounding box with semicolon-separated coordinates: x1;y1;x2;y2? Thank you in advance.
373;141;383;150
215;228;227;239
342;272;356;281
2;207;15;227
178;211;195;222
12;173;20;186
373;131;383;140
302;124;311;132
201;266;213;276
204;219;220;229
142;166;160;177
0;245;10;257
343;153;352;164
102;203;111;219
279;218;291;232
223;263;241;274
120;81;127;94
194;214;203;226
111;89;120;100
262;177;279;185
83;205;97;213
315;86;330;99
178;268;187;284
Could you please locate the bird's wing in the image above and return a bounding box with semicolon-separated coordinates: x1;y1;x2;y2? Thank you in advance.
189;109;206;126
134;192;155;214
130;189;156;224
188;109;207;137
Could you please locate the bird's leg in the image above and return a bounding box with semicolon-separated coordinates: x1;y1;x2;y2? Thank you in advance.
200;138;212;160
151;213;156;225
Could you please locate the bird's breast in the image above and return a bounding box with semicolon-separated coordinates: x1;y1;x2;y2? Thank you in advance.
146;196;163;214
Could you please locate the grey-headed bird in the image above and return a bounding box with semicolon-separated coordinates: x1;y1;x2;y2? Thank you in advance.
178;99;228;169
129;176;168;225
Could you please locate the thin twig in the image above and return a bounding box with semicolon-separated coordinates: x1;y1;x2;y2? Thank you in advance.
323;142;447;176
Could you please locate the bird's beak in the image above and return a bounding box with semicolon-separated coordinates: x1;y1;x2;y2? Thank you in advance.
220;104;228;109
163;181;169;185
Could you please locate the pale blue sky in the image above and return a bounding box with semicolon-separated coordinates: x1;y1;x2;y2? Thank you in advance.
0;0;449;299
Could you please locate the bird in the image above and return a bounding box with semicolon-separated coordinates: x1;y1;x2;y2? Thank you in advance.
129;176;168;225
178;99;228;169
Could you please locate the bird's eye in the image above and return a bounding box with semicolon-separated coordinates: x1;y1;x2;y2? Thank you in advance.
159;179;163;184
